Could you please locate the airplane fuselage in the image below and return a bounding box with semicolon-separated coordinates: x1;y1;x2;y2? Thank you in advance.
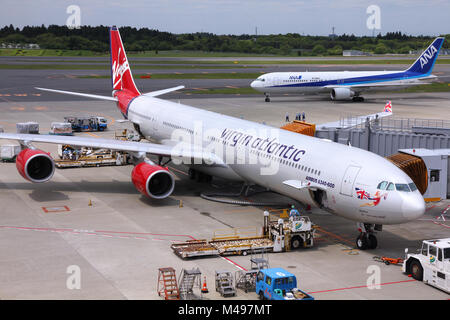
251;71;434;95
127;95;425;225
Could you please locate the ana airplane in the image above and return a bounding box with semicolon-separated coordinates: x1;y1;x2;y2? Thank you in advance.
0;27;426;250
251;37;445;102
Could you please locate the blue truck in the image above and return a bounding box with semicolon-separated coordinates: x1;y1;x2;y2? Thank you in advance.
256;268;314;300
64;116;107;132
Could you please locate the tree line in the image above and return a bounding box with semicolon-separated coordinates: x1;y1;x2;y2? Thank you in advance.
1;25;449;56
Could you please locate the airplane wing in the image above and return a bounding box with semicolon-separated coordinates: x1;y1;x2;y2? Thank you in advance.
317;101;393;130
0;132;222;165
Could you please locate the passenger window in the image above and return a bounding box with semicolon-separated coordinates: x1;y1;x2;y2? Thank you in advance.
386;183;395;191
438;249;443;262
266;276;272;285
377;181;388;190
429;246;437;257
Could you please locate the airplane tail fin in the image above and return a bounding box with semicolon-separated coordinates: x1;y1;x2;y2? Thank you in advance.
109;26;140;96
405;37;445;75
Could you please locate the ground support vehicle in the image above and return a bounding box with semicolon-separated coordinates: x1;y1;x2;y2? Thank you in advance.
256;268;313;300
402;238;450;293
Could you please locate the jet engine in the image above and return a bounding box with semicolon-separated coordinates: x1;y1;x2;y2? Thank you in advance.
131;162;175;199
16;148;55;183
330;87;355;100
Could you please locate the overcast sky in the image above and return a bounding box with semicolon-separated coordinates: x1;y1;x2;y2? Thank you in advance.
2;0;449;36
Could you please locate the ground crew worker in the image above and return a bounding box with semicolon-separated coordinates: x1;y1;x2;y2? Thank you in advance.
289;205;300;217
302;112;306;121
285;112;290;122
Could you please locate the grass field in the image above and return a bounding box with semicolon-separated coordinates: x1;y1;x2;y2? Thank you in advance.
398;82;450;93
2;49;450;66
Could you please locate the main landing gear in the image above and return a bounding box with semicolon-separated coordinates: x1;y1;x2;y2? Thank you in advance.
188;168;212;183
352;96;365;102
264;93;270;102
355;223;382;250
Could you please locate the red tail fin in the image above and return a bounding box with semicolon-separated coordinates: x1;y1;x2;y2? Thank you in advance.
109;26;140;96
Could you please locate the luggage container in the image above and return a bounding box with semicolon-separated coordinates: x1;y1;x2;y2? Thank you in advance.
0;144;20;162
16;122;39;134
49;122;73;135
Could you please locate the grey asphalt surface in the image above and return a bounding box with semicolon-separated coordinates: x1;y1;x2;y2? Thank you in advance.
1;55;449;102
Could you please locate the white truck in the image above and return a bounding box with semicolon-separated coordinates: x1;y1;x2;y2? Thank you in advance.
402;238;450;293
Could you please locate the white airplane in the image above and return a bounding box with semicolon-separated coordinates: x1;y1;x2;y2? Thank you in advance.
0;27;426;250
251;37;445;102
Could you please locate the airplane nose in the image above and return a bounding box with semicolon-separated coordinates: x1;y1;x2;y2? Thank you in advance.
250;81;256;88
401;195;426;220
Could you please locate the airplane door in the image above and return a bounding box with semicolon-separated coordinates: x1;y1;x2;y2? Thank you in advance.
340;165;361;196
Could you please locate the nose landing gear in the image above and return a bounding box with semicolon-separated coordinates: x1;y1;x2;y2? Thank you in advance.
264;93;271;102
355;223;381;250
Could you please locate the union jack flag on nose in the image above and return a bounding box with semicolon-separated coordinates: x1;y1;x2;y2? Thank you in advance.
355;188;370;200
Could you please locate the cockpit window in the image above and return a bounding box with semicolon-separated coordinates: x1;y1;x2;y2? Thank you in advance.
395;184;411;192
256;77;265;82
377;181;388;190
408;183;418;192
386;183;395;191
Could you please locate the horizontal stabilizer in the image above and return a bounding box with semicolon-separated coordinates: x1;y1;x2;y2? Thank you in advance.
142;85;185;97
35;87;118;101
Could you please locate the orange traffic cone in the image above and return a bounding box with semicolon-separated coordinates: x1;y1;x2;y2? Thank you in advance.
201;276;209;293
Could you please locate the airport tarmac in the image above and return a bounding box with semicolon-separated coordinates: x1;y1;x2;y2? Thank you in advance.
0;93;449;300
1;55;449;102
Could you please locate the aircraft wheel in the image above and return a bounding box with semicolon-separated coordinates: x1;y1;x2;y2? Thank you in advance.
356;234;369;250
291;236;303;250
265;97;270;102
368;234;378;249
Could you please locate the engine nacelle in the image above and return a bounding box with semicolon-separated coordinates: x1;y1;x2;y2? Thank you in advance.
16;148;55;183
330;87;355;100
131;162;175;199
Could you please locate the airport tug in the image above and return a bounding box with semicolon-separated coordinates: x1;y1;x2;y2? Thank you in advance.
402;238;450;293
